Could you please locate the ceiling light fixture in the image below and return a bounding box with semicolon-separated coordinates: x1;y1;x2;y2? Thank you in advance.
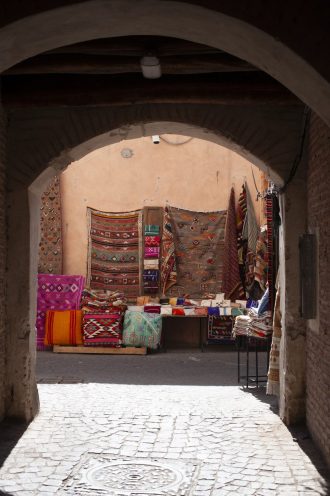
140;54;162;79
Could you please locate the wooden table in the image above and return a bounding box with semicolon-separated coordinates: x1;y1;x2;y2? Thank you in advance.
161;314;208;351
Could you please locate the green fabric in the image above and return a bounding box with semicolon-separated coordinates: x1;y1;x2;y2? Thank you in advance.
231;308;246;317
123;311;162;349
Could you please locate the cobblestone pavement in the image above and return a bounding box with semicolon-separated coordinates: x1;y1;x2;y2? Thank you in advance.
0;351;329;495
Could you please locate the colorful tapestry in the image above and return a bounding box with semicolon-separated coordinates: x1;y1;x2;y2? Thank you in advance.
38;176;63;274
236;184;248;293
80;288;126;314
145;236;161;247
36;274;85;350
168;206;227;298
87;208;142;297
267;288;281;396
242;183;259;255
44;310;83;346
222;188;245;300
83;312;123;347
254;228;268;292
143;269;159;294
161;207;177;294
208;316;234;342
123;310;162;349
145;225;160;235
144;246;160;258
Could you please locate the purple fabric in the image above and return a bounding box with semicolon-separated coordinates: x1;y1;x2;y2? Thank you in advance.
36;274;85;350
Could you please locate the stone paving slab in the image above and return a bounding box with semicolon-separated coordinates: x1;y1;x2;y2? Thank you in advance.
0;352;328;495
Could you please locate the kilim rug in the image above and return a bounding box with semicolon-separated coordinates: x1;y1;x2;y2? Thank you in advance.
236;184;248;294
38;176;63;274
207;316;234;343
36;274;85;350
267;288;281;396
83;312;123;347
222;187;245;300
87;208;142;297
160;207;177;294
168;206;227;298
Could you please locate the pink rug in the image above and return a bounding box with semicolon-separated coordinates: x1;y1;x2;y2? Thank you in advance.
36;274;85;350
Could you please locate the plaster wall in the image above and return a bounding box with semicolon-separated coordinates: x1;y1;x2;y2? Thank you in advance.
60;136;263;277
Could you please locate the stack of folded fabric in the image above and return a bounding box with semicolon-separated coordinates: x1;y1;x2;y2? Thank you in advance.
249;310;272;338
80;288;126;313
143;225;160;294
80;288;127;347
232;315;251;337
144;304;161;314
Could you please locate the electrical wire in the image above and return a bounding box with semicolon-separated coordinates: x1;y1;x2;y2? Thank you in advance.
160;136;194;146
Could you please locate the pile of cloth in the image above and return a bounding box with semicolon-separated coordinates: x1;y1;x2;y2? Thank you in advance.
232;309;272;338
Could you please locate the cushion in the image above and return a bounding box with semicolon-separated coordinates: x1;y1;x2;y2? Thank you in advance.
44;310;83;346
83;312;123;347
123;311;162;349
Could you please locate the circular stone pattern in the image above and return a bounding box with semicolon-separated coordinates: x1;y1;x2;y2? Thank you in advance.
85;460;183;492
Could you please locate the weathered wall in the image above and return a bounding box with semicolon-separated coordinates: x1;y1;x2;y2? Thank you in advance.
60;136;263;276
0;104;6;421
306;113;330;466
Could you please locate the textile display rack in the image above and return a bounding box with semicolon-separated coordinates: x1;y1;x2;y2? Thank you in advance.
236;335;271;388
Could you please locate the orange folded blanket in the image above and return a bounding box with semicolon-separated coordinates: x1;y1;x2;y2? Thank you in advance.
44;310;83;346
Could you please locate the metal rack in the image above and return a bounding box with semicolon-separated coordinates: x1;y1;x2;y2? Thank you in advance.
236;335;271;388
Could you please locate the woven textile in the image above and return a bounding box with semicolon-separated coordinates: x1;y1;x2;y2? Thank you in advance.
145;236;161;247
242;184;259;255
44;310;83;346
267;289;281;396
38;176;63;274
236;184;248;293
83;312;123;347
143;305;161;314
254;228;268;292
168;206;227;298
123;311;162;349
161;207;177;294
145;225;160;235
80;288;126;313
143;269;159;294
144;246;160;258
208;316;234;342
36;274;85;350
87;208;142;296
222;188;245;300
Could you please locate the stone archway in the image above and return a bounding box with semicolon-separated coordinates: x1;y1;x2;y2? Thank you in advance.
0;1;329;125
4;112;307;431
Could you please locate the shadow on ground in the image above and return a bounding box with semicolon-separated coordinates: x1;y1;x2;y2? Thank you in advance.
37;349;270;386
0;419;28;470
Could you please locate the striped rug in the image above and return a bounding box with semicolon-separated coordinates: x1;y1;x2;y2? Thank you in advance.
87;208;142;297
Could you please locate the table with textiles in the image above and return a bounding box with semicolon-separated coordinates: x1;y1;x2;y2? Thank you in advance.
233;310;273;388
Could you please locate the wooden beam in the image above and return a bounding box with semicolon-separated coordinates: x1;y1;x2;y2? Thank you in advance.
4;53;256;76
53;345;147;355
2;73;300;107
45;36;225;57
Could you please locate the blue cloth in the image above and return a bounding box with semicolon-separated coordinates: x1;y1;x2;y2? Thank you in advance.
257;288;269;316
